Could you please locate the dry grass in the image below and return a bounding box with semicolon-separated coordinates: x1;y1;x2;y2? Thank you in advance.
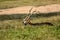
0;0;60;9
0;14;60;40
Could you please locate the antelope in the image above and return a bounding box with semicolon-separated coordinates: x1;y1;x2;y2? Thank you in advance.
23;7;53;26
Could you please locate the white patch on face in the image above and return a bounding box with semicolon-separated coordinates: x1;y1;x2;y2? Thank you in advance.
23;19;27;24
23;21;27;24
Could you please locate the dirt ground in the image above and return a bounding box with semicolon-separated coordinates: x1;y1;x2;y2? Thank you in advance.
0;4;60;15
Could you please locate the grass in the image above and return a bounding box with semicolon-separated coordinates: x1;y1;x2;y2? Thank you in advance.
0;13;60;40
0;0;60;9
0;0;60;39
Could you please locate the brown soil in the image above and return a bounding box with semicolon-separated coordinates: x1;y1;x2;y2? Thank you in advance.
0;4;60;15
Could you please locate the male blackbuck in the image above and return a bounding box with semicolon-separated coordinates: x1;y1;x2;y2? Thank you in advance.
23;7;33;25
23;7;53;26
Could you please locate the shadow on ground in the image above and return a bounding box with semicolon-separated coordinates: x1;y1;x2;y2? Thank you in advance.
0;12;60;21
24;22;54;26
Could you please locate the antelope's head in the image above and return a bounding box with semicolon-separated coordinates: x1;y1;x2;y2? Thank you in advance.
23;17;31;25
23;7;38;25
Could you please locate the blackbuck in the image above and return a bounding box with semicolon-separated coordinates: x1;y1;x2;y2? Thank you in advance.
23;7;53;26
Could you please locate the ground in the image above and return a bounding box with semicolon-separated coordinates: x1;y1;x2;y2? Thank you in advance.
0;14;60;40
0;4;60;15
0;0;60;40
0;0;60;9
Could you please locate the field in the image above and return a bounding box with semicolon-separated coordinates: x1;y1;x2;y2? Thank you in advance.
0;12;60;40
0;0;60;40
0;0;60;9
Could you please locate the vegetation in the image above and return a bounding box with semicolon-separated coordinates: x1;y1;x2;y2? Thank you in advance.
0;12;60;40
0;0;60;40
0;0;60;9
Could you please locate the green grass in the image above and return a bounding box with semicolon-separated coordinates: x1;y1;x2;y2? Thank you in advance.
0;13;60;40
0;0;60;9
0;0;60;40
